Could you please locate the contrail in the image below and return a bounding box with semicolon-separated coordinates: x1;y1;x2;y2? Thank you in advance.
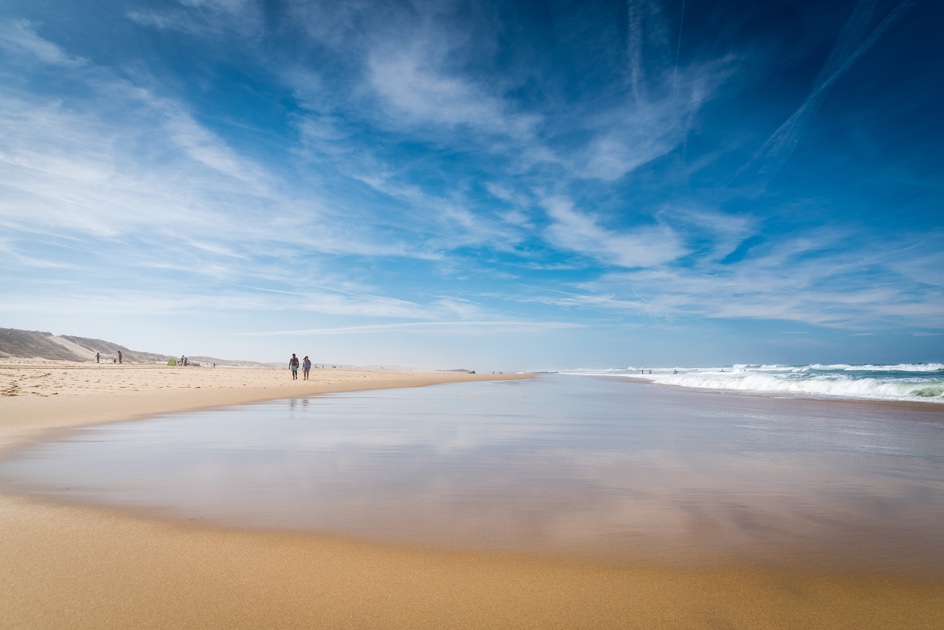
626;0;645;99
672;0;686;98
733;0;913;183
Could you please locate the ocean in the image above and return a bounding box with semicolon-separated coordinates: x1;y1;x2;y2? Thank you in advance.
1;373;942;573
561;363;944;404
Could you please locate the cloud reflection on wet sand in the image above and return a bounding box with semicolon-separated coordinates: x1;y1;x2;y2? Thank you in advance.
2;375;942;574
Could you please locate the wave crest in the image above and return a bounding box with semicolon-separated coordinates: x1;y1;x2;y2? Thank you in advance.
562;364;944;404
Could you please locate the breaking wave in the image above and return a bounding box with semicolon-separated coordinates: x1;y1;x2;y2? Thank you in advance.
559;364;944;404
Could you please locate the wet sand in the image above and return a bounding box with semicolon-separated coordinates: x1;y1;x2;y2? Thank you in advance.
0;360;520;450
1;360;942;629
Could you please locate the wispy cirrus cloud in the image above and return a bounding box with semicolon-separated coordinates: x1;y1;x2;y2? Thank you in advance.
2;1;940;366
241;320;586;337
570;226;944;329
286;0;722;193
0;91;264;240
0;19;85;66
160;107;274;192
541;197;686;268
571;61;730;181
127;0;264;39
367;48;542;140
0;21;457;268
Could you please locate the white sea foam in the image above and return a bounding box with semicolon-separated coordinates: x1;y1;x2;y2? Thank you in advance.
559;364;944;404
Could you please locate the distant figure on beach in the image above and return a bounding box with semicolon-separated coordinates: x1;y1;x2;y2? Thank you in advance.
289;354;299;380
118;351;122;364
302;356;311;380
95;352;100;363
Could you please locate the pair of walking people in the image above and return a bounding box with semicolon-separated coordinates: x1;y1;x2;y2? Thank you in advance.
289;354;312;380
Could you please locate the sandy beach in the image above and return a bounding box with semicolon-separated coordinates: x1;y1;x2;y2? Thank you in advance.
1;360;943;629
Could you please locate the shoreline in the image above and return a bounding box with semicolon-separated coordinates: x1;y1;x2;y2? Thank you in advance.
2;360;943;628
580;373;944;411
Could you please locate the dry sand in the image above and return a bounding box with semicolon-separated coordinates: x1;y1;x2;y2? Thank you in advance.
1;360;942;629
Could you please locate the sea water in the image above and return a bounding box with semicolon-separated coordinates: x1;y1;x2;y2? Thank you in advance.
1;374;943;571
561;363;944;403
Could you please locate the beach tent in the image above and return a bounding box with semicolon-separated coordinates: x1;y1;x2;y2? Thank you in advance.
167;358;177;366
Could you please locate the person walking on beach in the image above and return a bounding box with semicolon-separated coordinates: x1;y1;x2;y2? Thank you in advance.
95;352;100;363
289;353;300;380
302;356;311;380
118;351;122;364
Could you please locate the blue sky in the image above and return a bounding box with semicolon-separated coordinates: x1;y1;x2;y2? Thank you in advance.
0;0;941;370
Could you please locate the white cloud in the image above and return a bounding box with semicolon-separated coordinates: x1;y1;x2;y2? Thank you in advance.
524;291;664;317
161;108;272;191
573;226;944;329
2;2;939;362
659;205;757;261
128;0;263;38
242;320;586;336
287;0;375;50
0;92;250;239
0;19;85;66
0;238;76;269
0;25;461;268
342;169;527;256
542;197;686;268
367;48;540;139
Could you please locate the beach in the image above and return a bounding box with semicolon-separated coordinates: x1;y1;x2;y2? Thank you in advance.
2;360;943;629
0;359;522;451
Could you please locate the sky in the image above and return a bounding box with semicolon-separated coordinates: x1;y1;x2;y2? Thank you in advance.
0;0;942;371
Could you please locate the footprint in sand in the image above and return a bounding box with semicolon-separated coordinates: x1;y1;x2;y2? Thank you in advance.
1;382;22;396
